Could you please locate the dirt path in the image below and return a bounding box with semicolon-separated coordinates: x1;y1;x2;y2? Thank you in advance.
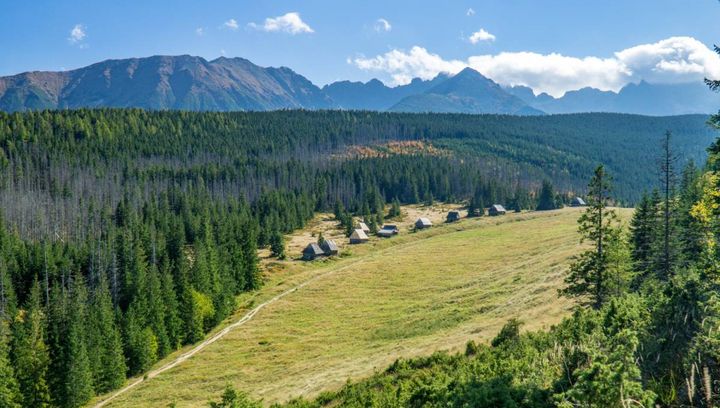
93;209;571;407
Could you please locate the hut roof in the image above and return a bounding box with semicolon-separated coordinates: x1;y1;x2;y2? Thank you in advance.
377;229;395;237
303;243;325;256
320;239;339;253
415;217;432;227
349;229;369;240
572;197;587;206
490;204;507;212
381;224;398;231
358;222;370;232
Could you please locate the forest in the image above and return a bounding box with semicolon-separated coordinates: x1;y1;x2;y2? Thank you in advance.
0;106;717;407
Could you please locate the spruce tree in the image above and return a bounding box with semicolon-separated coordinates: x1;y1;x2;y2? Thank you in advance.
64;274;94;407
12;280;51;408
0;321;21;408
562;166;622;309
87;273;126;393
536;180;557;211
269;230;285;259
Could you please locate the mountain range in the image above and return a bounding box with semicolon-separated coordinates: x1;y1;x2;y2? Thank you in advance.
1;54;718;115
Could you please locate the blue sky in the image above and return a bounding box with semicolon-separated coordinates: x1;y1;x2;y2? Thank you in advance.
2;0;720;95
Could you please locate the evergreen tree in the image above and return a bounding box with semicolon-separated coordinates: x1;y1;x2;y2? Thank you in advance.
562;166;622;309
269;230;286;259
0;321;21;408
87;273;126;393
388;198;401;218
629;192;656;278
536;180;557;211
63;274;94;407
12;280;51;408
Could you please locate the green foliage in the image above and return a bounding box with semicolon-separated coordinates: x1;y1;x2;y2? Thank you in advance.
536;180;558;211
208;386;262;408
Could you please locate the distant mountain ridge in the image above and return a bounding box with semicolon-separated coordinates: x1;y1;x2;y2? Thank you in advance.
0;55;334;112
388;68;543;115
1;54;718;115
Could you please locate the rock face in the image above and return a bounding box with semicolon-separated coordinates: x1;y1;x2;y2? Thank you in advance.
0;55;335;112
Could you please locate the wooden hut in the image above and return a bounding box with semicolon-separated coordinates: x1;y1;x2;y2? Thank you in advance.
488;204;507;216
377;224;399;237
571;197;587;207
358;222;371;233
302;243;325;261
349;229;369;244
415;218;433;229
320;239;340;255
446;211;461;222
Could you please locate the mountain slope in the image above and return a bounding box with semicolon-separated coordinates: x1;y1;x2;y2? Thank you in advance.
389;68;543;115
508;81;720;115
0;55;335;112
322;75;448;110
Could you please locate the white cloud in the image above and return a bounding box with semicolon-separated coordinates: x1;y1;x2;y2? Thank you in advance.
223;19;239;30
195;27;205;36
468;28;495;44
68;24;86;45
249;12;314;34
351;36;720;97
466;8;475;16
350;46;466;86
374;18;392;32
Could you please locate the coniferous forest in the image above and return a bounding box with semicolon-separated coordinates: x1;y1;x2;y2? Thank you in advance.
0;105;717;407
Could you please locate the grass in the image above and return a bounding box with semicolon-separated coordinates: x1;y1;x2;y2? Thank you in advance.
94;207;632;408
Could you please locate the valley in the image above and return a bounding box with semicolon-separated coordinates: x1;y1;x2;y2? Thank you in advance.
94;207;613;407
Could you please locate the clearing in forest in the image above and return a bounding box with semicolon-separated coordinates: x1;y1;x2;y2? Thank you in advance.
95;207;631;407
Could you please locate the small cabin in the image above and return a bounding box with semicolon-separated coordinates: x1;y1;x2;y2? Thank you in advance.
358;222;371;233
349;229;369;244
571;197;587;207
381;224;399;234
377;224;399;238
488;204;507;216
320;239;340;256
302;243;325;261
415;218;433;229
446;211;461;222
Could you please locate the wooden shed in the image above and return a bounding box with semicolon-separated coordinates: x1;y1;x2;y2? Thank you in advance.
446;211;461;222
320;239;340;255
349;229;369;244
358;222;371;233
415;218;433;229
571;197;587;207
489;204;507;216
302;243;325;261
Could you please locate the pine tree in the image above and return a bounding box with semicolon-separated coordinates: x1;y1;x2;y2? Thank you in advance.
87;273;126;393
12;280;51;408
536;180;557;211
629;193;656;277
64;274;94;407
269;230;285;259
562;166;622;309
0;321;21;408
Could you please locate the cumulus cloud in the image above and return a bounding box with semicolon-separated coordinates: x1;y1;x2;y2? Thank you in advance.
351;36;720;97
374;18;392;32
195;27;205;36
469;28;495;44
466;8;475;16
68;24;86;45
223;19;239;30
350;46;466;86
249;12;314;34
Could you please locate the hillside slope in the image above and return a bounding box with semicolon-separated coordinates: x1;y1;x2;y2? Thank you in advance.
94;208;627;407
389;68;542;115
0;55;335;111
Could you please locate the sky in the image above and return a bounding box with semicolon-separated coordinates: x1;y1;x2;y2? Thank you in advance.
1;0;720;96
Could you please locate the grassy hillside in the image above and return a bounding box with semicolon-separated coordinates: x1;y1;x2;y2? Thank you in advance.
94;207;632;407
